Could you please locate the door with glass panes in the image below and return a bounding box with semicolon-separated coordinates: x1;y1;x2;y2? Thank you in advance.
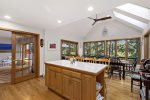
12;33;39;83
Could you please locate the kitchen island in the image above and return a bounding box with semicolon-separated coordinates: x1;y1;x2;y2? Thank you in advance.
45;60;107;100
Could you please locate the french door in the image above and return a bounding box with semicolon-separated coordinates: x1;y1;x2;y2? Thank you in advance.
11;33;39;83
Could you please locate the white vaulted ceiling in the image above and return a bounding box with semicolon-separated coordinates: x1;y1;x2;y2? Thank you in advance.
0;0;150;38
0;0;149;30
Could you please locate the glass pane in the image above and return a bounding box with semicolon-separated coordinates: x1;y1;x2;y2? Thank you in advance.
107;41;116;57
62;42;70;56
97;42;105;57
128;39;138;58
15;35;35;78
117;40;126;59
90;42;97;56
23;36;34;76
70;43;77;56
84;43;91;56
15;35;23;78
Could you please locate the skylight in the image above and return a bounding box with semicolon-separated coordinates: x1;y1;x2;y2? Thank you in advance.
113;11;148;29
116;3;150;20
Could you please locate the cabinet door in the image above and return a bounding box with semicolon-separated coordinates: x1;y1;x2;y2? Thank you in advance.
82;75;95;100
45;66;49;87
55;72;62;94
63;75;72;99
50;70;56;90
71;78;81;100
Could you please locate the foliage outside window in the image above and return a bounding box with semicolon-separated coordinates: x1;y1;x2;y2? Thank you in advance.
128;39;138;58
84;41;105;57
61;40;78;57
84;43;91;56
106;38;139;60
107;41;116;57
97;42;105;57
90;42;97;56
117;40;126;59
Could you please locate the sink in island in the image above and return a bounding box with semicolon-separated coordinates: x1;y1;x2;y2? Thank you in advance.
45;60;107;100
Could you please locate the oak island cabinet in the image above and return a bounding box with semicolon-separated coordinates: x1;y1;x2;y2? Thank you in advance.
45;60;107;100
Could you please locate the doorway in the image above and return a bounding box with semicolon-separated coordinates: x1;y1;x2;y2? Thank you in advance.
0;28;39;84
0;30;12;83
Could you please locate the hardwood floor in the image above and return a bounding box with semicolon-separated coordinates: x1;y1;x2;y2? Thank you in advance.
0;77;140;100
0;66;11;83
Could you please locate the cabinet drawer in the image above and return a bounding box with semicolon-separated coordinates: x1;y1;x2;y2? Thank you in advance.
72;71;81;79
62;69;72;76
62;69;81;79
49;66;61;72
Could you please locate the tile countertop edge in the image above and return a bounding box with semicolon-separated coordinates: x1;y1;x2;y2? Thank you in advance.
45;60;107;76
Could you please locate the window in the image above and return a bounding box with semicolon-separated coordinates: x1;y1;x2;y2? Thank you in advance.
84;42;91;56
107;41;116;57
90;42;97;56
84;41;105;57
97;42;105;57
106;38;139;61
117;40;126;59
83;38;140;62
127;39;139;58
61;40;78;59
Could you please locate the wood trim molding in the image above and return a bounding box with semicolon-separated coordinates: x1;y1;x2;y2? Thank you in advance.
0;27;40;84
60;39;78;59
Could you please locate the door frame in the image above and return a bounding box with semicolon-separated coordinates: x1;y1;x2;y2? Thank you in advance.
0;27;40;84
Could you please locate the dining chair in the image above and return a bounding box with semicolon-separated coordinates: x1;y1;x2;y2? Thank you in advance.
110;57;122;80
84;57;96;63
65;56;73;60
98;58;111;76
130;59;150;92
97;58;110;94
75;56;83;62
130;60;141;92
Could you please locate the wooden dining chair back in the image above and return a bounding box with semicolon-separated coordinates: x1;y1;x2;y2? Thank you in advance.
110;57;122;80
75;56;83;62
84;58;95;63
65;56;73;60
98;58;111;75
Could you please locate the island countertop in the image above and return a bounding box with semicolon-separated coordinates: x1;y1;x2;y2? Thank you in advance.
45;60;107;75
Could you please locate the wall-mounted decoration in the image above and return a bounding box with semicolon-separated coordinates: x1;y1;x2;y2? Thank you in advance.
48;42;56;51
40;39;44;47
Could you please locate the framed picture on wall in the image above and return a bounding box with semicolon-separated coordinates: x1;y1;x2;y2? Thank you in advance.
48;42;57;51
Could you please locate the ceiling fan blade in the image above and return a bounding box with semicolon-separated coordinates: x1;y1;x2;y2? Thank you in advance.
99;16;112;21
92;21;96;26
88;17;94;20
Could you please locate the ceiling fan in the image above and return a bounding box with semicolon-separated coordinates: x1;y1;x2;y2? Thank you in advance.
88;14;112;26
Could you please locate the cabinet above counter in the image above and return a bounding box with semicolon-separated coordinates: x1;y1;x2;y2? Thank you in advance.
45;60;107;76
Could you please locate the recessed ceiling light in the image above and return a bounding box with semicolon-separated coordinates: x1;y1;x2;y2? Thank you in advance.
4;15;11;19
57;20;62;23
88;6;94;11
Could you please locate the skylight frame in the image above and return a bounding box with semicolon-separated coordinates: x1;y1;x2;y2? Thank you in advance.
116;3;150;20
113;11;148;29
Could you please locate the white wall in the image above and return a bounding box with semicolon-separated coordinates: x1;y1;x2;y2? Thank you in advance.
45;29;83;62
84;20;142;41
0;20;45;75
